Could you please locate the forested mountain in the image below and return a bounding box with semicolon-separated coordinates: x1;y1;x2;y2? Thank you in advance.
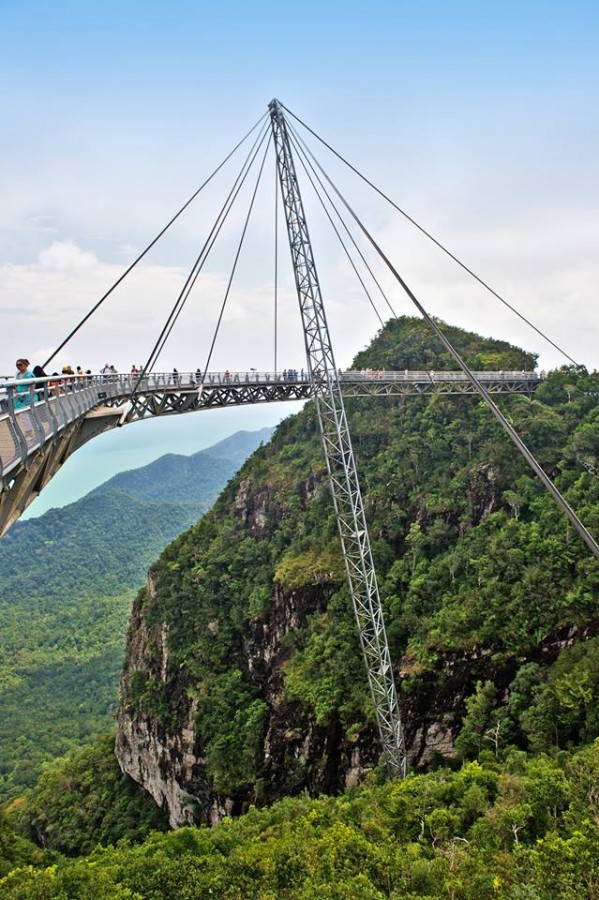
112;317;599;829
91;428;273;503
2;317;599;897
0;428;273;800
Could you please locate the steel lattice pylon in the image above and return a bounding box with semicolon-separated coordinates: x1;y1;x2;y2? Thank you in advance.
269;99;407;777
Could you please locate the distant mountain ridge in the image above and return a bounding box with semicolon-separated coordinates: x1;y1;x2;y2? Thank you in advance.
0;426;274;800
91;427;274;503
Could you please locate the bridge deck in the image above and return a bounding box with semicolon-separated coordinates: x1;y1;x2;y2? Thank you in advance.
0;369;539;484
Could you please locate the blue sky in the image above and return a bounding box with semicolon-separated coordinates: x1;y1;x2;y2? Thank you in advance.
2;0;598;514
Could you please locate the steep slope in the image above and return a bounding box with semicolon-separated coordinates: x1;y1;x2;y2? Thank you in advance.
0;428;273;800
116;317;599;827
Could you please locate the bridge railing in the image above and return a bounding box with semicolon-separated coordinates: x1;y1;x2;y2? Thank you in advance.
170;370;540;385
1;376;101;479
0;369;541;396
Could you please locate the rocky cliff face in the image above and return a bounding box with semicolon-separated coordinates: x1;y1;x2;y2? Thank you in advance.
115;466;476;828
115;561;599;828
116;581;203;828
116;474;380;827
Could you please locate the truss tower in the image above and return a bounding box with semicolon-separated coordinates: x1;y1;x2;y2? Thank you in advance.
269;99;407;776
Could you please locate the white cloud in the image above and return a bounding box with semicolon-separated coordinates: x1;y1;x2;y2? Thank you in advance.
354;205;599;372
37;240;99;271
0;239;314;375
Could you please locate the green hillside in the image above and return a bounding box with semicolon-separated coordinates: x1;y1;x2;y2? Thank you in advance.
2;317;599;897
118;317;599;812
91;427;274;502
0;429;273;801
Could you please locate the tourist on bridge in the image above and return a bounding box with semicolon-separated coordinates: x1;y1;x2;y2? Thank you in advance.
32;365;48;401
14;359;34;409
61;365;75;390
13;359;35;441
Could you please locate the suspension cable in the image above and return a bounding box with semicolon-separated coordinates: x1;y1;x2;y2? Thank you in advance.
141;123;272;377
282;104;580;368
289;122;396;319
42;111;268;371
288;127;389;327
125;122;271;409
201;135;273;379
305;151;599;563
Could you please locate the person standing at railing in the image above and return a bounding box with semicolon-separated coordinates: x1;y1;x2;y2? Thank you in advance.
32;365;48;401
14;359;34;409
61;365;75;392
13;359;36;441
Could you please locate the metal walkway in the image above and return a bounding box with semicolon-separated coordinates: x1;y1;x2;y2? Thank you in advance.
0;369;539;535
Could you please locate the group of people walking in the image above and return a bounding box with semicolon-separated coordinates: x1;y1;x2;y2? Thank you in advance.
12;359;94;409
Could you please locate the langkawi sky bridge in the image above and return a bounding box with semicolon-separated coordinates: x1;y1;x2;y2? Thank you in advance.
1;100;597;779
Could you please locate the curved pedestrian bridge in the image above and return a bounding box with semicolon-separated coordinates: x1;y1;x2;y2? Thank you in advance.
0;369;540;535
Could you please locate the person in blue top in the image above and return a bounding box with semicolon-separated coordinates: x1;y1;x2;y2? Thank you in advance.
14;358;35;409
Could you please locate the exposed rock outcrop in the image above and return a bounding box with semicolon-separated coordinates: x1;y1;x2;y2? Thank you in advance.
116;578;206;828
115;475;467;829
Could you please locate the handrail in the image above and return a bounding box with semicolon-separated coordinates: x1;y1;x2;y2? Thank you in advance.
0;369;542;390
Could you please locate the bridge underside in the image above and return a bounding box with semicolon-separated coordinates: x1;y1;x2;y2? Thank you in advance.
0;371;537;535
